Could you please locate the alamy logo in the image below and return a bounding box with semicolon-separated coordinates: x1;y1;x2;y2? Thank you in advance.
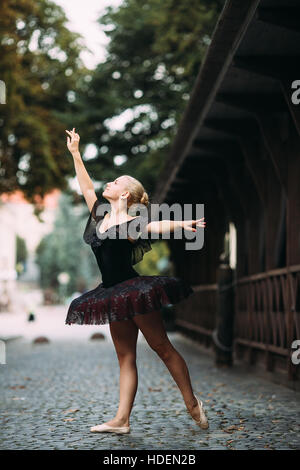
291;80;300;105
0;340;6;365
95;202;205;251
291;340;300;365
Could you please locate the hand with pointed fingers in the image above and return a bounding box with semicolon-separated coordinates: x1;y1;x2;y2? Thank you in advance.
65;127;80;155
181;218;206;232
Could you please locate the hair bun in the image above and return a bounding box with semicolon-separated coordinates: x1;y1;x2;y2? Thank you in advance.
140;191;149;206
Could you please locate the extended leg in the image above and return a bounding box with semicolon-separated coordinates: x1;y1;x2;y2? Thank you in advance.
102;318;139;427
132;310;201;421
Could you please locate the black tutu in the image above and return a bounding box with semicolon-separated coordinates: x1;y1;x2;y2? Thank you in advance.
66;275;194;325
65;199;194;325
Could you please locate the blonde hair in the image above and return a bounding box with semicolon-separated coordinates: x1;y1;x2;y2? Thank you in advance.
123;175;149;208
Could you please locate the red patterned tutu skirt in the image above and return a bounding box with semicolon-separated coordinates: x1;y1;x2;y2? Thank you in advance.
65;275;194;325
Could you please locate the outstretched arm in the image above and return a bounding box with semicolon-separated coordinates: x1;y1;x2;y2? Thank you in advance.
66;128;97;213
144;218;206;235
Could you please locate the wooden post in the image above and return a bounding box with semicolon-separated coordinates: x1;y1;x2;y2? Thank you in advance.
213;262;235;366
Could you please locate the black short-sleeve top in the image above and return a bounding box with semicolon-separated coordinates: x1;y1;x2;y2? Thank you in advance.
83;199;153;265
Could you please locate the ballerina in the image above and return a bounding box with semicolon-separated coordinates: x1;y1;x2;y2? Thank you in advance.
65;128;208;434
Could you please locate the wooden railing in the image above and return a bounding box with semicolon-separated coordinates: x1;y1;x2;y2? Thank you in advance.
174;265;300;381
175;283;217;346
234;265;300;380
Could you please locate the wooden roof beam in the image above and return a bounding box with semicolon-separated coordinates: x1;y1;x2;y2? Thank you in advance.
204;117;258;137
234;55;300;80
216;92;286;113
232;57;300;136
152;0;261;204
257;7;300;32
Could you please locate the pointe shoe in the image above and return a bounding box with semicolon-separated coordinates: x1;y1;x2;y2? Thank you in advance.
90;423;130;434
189;395;209;430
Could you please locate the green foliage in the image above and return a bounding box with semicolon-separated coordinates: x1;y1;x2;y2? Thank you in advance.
0;0;90;208
79;0;224;197
0;0;224;213
135;239;174;276
35;192;99;295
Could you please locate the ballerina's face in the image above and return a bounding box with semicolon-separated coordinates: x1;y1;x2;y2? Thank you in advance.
102;175;130;202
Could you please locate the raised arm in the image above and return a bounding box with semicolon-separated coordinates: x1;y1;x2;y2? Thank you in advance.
65;128;97;213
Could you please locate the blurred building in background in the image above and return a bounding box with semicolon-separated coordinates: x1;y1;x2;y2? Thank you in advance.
0;189;60;311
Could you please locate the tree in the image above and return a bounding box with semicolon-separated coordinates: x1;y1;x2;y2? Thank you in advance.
78;0;224;196
0;0;224;214
0;0;90;212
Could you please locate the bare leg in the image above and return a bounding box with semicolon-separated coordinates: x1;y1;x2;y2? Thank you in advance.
102;319;139;427
132;310;201;421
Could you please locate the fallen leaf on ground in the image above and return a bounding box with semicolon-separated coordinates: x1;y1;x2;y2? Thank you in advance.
223;425;240;433
63;408;80;414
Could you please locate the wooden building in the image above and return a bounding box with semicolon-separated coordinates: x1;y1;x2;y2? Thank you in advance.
153;0;300;389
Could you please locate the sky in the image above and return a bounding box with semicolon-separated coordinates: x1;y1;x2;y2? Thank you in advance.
54;0;124;70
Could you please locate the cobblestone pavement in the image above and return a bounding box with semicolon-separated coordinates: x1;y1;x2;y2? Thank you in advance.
0;332;299;450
